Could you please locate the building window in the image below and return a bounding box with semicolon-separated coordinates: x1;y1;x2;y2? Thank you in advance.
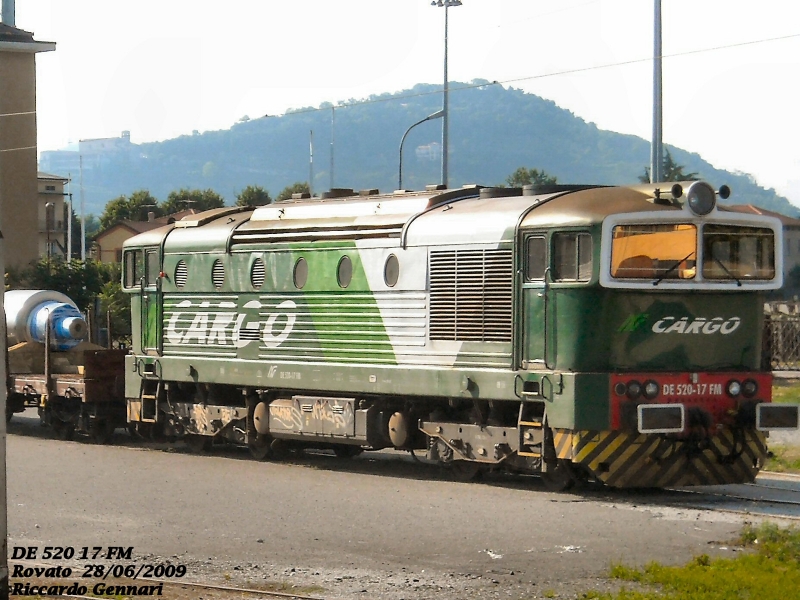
45;185;56;191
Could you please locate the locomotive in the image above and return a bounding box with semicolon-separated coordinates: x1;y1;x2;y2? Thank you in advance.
121;181;799;489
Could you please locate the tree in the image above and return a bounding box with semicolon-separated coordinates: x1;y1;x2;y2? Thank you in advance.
505;167;558;188
639;149;700;183
98;274;132;345
161;188;225;214
99;190;161;230
276;182;311;202
236;185;272;207
13;258;115;312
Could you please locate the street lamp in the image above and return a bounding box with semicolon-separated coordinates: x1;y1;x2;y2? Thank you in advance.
45;201;54;270
431;0;462;189
398;109;444;189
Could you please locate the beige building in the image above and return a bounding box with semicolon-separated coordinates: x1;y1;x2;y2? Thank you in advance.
0;23;55;270
37;171;67;259
93;210;196;264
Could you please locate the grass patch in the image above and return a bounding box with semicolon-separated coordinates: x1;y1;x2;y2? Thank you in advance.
584;523;800;600
771;380;800;404
765;444;800;473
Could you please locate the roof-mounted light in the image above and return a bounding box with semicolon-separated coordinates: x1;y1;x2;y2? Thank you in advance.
685;181;716;216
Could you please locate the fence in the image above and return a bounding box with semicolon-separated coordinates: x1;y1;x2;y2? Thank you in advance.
764;303;800;371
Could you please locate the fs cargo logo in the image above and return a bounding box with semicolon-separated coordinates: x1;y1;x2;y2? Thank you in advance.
166;299;297;348
619;314;742;335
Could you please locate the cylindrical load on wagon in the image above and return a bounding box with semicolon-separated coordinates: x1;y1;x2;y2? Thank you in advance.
4;289;88;350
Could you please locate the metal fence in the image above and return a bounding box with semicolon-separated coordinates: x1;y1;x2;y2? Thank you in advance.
764;303;800;371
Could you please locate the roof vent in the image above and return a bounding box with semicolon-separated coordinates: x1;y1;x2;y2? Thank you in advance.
426;184;447;191
359;188;379;196
480;187;522;200
291;192;311;200
320;188;355;199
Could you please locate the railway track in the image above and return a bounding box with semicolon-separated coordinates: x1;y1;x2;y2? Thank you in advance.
667;471;800;519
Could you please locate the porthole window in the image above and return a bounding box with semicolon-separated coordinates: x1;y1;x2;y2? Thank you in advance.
384;254;399;287
174;260;188;288
293;257;308;289
212;259;225;289
337;255;352;288
251;257;266;289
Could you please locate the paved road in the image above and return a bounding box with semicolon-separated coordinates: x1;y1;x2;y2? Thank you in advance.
5;410;774;599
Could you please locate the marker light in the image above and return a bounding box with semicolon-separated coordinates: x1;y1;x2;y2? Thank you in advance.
644;380;659;400
727;380;742;397
742;379;758;398
627;380;642;399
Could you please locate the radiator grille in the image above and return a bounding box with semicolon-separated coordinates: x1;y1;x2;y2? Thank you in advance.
429;249;513;342
251;257;266;289
212;259;225;289
174;260;188;288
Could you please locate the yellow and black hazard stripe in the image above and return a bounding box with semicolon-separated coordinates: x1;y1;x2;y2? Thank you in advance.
551;428;768;488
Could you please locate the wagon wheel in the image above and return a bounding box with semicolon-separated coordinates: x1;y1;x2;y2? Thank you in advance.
333;445;363;459
89;418;116;445
51;419;75;441
540;459;576;492
269;438;292;461
185;434;213;453
248;433;272;461
450;460;483;482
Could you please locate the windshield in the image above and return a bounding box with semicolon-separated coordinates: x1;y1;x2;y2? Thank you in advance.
702;224;775;281
611;224;697;280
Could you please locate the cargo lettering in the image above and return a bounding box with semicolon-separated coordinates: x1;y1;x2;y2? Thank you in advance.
166;300;297;347
651;316;740;335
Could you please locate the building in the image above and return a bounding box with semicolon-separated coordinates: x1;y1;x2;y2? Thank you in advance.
37;171;68;259
0;22;55;270
92;210;196;264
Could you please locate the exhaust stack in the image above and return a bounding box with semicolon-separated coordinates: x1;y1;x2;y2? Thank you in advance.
1;0;14;26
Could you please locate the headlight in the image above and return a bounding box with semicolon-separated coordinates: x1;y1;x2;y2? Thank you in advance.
686;181;716;216
727;380;742;397
627;380;642;399
644;380;659;400
742;379;758;398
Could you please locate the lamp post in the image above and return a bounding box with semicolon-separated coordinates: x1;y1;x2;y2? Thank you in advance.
431;0;462;189
45;202;54;266
398;110;444;189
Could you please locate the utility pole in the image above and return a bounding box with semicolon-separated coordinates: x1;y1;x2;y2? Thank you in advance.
309;130;314;197
79;155;86;262
650;0;663;183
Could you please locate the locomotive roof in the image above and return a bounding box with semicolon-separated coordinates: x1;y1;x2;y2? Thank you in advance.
128;184;690;253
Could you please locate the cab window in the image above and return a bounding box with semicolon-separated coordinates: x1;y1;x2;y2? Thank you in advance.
611;224;696;280
123;250;144;289
525;236;546;281
146;250;160;286
703;225;775;280
553;232;592;282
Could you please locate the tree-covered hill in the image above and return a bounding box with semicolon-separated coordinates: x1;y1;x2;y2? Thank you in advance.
71;82;798;217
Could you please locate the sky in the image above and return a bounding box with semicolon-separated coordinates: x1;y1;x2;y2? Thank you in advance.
13;0;800;206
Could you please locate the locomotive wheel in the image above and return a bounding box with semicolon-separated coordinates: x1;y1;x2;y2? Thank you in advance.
185;434;213;453
450;460;483;482
52;419;75;441
89;418;116;445
333;445;363;459
248;433;272;461
541;459;576;492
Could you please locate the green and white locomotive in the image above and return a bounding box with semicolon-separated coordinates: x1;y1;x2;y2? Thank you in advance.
122;181;798;488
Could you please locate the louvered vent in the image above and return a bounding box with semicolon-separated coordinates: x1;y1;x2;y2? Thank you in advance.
212;259;225;289
251;257;266;289
174;260;188;289
429;249;513;342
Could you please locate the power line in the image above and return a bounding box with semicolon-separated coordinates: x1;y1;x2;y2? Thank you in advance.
263;31;800;118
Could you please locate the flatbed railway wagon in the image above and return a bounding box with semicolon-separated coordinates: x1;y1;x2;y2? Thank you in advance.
122;181;799;488
5;289;127;442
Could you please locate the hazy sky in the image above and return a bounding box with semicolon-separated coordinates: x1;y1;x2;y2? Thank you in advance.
15;0;800;205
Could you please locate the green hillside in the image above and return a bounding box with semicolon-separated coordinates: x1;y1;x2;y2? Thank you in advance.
77;82;798;216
